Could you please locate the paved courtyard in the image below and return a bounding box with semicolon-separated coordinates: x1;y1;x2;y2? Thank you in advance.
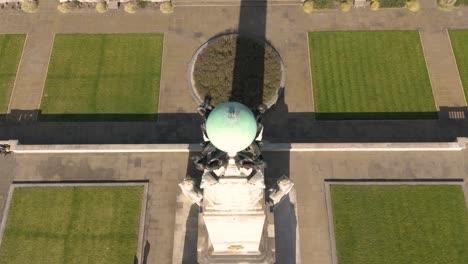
0;150;467;263
0;1;468;264
0;1;468;143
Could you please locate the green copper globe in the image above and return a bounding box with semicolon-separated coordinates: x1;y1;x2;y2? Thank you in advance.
206;102;257;153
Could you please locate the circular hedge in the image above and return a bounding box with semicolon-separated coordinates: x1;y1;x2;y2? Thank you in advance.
192;34;282;108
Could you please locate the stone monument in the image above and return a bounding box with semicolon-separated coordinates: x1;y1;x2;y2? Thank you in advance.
179;99;294;263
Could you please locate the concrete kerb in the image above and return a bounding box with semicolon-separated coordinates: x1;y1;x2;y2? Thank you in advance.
0;181;149;264
3;138;468;154
324;180;467;264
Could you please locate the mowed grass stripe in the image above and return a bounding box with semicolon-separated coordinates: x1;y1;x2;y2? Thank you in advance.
0;186;144;264
0;35;25;114
449;30;468;101
331;185;468;264
40;34;163;120
308;31;436;119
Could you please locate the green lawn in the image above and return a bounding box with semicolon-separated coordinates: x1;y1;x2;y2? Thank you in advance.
330;185;468;264
449;30;468;101
0;35;25;114
40;34;164;121
313;0;336;9
0;186;144;264
308;31;437;119
380;0;406;7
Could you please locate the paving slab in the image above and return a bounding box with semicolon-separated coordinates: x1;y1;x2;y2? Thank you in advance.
0;149;467;263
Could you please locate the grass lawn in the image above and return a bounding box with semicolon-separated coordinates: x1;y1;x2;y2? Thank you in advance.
313;0;336;9
330;185;468;264
0;186;144;264
380;0;406;8
308;31;437;120
0;35;25;114
449;30;468;101
40;34;164;121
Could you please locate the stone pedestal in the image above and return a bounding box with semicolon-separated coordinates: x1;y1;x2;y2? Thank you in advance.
197;206;276;264
196;159;275;263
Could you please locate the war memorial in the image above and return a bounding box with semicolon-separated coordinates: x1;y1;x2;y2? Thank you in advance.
0;0;468;263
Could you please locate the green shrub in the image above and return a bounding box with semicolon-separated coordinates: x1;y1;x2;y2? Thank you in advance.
340;0;351;11
379;0;406;7
313;0;334;9
57;2;71;13
160;1;173;13
21;0;38;13
303;0;314;13
69;0;81;8
137;0;148;8
96;1;107;13
124;1;138;13
406;0;420;11
370;0;380;9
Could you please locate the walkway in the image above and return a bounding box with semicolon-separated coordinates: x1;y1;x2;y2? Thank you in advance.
0;1;467;142
420;29;466;107
1;2;468;263
0;148;467;264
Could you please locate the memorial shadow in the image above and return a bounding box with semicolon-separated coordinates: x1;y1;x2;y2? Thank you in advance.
3;106;468;144
264;148;297;263
182;204;199;264
273;195;297;264
180;149;203;264
230;1;267;108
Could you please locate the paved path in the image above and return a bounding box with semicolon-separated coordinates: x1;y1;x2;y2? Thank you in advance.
0;3;468;143
1;3;468;264
1;150;467;264
420;29;466;108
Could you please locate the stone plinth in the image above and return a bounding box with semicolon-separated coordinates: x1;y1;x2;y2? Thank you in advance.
196;159;275;263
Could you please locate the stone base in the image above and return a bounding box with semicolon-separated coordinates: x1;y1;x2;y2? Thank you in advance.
197;208;276;264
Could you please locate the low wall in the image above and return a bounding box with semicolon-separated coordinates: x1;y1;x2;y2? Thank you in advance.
2;138;468;153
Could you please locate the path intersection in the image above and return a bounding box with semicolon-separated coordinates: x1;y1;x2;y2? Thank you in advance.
0;1;468;263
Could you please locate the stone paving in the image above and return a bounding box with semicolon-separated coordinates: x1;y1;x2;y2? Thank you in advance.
0;2;468;143
0;150;467;263
1;1;468;264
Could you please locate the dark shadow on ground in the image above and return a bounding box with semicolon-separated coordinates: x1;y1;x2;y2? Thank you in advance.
263;143;296;262
230;2;267;109
263;90;294;261
181;148;202;264
3;106;468;144
182;204;199;264
273;195;297;264
142;241;151;264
